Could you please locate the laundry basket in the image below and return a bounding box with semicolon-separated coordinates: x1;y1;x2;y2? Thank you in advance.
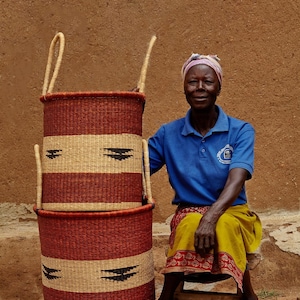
36;32;156;212
34;202;155;300
41;91;145;211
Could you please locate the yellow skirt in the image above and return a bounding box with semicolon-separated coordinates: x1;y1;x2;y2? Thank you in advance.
161;204;262;291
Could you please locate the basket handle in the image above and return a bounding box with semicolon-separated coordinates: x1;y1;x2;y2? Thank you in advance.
137;35;157;93
34;144;42;209
42;32;155;94
42;32;65;95
142;139;153;204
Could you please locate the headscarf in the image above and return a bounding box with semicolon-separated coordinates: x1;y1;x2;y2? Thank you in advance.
181;53;223;88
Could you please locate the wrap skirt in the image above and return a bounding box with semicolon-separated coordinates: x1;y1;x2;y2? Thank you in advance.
161;204;262;291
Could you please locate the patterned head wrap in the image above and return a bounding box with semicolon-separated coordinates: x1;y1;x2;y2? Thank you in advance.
181;53;223;88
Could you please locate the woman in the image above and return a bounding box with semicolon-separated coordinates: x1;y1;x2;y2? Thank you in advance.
148;53;262;300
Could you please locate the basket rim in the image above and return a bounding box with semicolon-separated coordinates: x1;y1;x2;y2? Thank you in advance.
40;91;145;103
34;201;155;218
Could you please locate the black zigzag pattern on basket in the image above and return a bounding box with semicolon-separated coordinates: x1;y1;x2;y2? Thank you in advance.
101;265;138;281
104;148;133;161
42;264;62;280
46;149;62;159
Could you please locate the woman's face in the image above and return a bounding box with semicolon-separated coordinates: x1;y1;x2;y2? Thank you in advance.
184;64;220;111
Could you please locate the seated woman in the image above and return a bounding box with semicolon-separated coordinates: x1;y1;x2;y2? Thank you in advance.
148;53;262;300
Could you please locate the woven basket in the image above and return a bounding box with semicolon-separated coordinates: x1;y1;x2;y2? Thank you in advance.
35;32;156;211
41;91;145;211
34;202;155;300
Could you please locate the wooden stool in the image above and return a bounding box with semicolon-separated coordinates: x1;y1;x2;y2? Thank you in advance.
174;273;241;300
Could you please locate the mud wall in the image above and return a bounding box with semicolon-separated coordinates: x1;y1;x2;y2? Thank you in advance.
0;0;299;223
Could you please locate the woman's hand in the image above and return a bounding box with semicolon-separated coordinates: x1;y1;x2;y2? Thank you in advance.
194;168;249;257
194;215;217;257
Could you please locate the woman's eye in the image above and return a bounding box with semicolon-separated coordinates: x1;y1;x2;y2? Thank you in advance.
189;80;197;84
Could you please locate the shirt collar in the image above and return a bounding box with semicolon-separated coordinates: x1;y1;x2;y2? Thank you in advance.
182;105;229;137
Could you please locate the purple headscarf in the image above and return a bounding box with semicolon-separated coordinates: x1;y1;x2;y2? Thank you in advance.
181;53;223;88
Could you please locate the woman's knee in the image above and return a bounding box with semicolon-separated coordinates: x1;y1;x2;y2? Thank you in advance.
216;213;240;234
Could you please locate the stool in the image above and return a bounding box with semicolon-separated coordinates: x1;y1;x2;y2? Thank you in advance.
174;273;241;300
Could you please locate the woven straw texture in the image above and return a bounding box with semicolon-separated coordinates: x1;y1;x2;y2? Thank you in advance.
41;91;145;211
41;92;145;136
35;203;155;300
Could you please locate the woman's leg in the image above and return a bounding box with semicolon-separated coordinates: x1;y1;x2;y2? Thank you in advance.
240;270;258;300
158;272;183;300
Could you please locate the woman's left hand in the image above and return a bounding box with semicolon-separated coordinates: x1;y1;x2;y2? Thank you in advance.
194;215;217;257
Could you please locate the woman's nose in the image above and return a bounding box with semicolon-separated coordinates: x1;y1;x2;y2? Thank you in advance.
197;81;204;90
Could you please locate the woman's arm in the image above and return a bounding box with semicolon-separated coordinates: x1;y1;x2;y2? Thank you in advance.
194;167;248;256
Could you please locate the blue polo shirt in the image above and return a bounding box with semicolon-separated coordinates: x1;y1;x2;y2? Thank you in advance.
148;106;255;206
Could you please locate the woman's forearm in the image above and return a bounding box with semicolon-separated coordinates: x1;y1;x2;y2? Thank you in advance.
205;168;248;223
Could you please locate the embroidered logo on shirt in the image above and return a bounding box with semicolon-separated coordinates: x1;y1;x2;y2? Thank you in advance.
217;144;233;164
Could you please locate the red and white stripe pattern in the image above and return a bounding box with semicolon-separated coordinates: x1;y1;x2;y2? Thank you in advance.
41;92;145;211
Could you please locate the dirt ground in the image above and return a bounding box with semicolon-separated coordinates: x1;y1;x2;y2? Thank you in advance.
0;1;299;299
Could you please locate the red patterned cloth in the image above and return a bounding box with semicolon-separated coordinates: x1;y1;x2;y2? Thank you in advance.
161;204;262;292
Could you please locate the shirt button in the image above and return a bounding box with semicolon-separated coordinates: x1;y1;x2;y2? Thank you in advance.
201;148;206;153
202;140;205;143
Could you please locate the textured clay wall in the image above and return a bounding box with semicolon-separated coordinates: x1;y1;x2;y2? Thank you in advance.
0;1;299;223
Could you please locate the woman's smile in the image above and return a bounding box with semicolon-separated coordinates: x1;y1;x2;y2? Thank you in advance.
193;94;208;101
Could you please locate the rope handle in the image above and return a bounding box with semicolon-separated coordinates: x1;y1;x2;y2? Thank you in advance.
137;35;157;93
42;32;65;95
142;139;153;204
34;144;42;209
42;32;155;94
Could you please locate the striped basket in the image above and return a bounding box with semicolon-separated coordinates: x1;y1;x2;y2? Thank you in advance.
41;91;145;211
34;202;155;300
35;32;156;211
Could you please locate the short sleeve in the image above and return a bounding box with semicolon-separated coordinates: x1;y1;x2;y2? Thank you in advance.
148;126;166;174
229;123;255;179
